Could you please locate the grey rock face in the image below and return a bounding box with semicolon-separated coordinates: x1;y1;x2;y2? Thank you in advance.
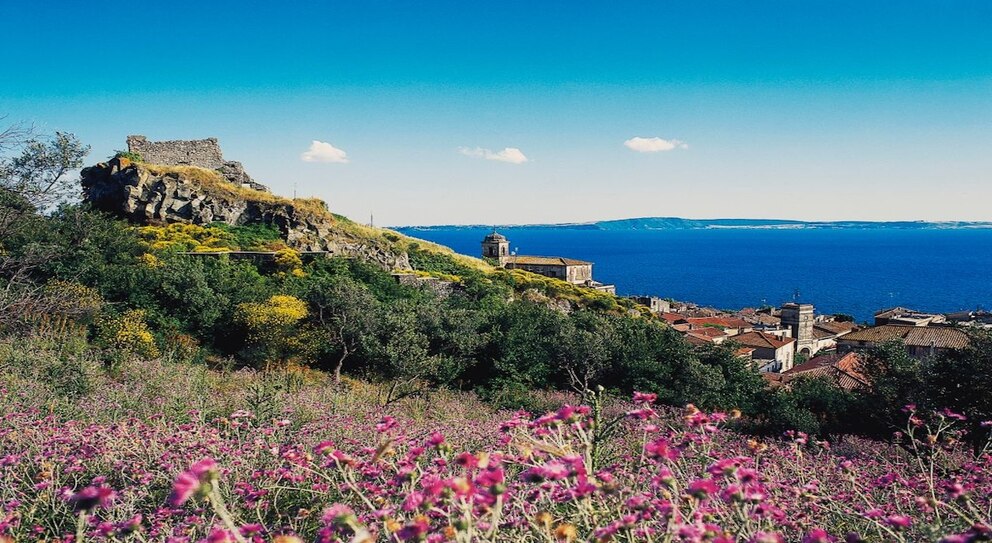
126;135;270;192
81;158;410;271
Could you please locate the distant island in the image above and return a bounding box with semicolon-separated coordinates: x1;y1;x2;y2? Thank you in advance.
397;217;992;231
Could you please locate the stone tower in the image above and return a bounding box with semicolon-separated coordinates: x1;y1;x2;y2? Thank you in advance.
481;230;509;265
781;303;816;358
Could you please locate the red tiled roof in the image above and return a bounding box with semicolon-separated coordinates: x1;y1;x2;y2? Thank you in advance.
659;312;688;324
689;327;727;338
685;333;714;346
840;325;970;350
507;255;591;266
784;352;868;390
686;316;751;329
816;321;857;335
733;331;795;350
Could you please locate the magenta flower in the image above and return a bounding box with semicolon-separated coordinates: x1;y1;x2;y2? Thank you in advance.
68;485;116;512
750;532;785;543
802;529;835;543
168;458;218;506
687;478;719;499
884;515;912;529
205;528;235;543
632;391;658;404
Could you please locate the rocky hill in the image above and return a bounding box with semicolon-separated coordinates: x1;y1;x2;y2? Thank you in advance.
81;154;411;270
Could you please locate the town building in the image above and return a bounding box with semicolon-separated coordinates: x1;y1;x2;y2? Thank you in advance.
781;303;816;357
782;352;868;390
685;316;753;337
732;331;797;373
836;325;970;359
627;296;671;314
874;307;946;327
763;352;868;390
481;231;615;293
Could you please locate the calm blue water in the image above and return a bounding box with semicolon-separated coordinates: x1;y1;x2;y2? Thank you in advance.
395;227;992;321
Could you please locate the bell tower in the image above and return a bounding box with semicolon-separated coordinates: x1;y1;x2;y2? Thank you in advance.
481;230;510;266
781;303;816;358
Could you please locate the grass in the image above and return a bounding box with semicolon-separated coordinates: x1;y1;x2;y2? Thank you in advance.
134;162;632;311
139;163;335;223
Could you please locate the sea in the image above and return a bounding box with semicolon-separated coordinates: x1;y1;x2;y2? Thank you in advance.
394;226;992;322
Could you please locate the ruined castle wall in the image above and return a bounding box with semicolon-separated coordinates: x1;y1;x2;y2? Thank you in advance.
126;135;226;169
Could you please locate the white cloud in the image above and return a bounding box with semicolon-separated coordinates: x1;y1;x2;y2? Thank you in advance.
459;146;529;164
624;136;688;153
301;140;349;163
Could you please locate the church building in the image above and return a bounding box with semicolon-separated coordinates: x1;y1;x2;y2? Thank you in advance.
481;231;615;293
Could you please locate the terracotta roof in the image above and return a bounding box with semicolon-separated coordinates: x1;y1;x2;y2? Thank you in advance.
688;327;728;339
875;306;917;319
839;325;916;344
746;314;781;326
784;352;868;390
816;321;857;335
686;317;751;329
904;327;970;349
507;255;592;266
733;331;795;350
840;325;970;350
734;347;756;357
685;333;714;346
659;312;688;324
762;373;786;388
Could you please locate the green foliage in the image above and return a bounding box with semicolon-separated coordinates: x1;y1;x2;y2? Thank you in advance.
111;150;143;162
210;222;283;251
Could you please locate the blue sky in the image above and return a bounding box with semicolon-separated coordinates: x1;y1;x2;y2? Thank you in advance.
2;1;990;225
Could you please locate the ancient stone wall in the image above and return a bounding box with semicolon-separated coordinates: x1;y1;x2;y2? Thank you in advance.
126;135;225;169
126;135;268;192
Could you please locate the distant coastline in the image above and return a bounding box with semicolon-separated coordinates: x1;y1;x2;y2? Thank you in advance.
395;217;992;231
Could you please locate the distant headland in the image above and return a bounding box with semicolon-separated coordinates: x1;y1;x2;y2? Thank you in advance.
398;217;992;231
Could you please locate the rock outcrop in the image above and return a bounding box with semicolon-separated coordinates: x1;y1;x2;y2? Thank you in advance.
81;157;410;271
126;135;269;192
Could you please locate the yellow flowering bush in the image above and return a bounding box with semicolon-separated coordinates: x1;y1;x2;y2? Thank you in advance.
137;223;236;253
97;309;160;359
273;248;305;277
43;280;104;322
235;295;309;369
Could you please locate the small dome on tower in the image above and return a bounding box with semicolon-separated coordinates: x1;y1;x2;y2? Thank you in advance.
483;230;507;242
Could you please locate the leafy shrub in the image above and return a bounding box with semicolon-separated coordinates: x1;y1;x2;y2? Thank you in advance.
96;309;160;360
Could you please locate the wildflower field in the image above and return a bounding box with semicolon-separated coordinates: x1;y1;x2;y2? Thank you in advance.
2;352;990;543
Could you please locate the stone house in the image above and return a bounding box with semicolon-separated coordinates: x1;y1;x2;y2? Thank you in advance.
874;307;946;327
836;325;970;359
481;231;615;293
781;352;868;390
627;296;671;314
731;331;797;373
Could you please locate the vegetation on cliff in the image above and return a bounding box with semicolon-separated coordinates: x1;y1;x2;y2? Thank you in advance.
4;129;992;441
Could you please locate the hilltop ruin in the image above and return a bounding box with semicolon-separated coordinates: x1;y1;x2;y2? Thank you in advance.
126;135;268;192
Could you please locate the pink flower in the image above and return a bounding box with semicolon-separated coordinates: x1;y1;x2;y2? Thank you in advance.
750;532;785;543
633;391;657;404
687;478;719;499
802;529;835;543
884;515;912;529
376;416;398;432
168;458;218;506
205;528;235;543
322;503;356;526
68;485;115;512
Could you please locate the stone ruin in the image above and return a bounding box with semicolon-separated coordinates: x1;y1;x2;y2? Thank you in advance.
126;135;269;192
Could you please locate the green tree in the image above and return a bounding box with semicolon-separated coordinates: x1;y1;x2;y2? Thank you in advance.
305;275;380;384
925;329;992;455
